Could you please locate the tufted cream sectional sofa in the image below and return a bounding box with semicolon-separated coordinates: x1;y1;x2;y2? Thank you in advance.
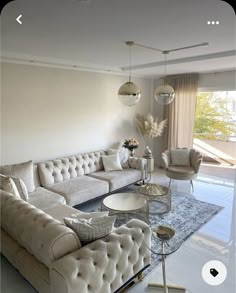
1;190;151;293
0;150;150;292
34;150;147;207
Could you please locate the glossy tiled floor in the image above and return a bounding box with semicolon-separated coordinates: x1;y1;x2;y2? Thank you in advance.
1;166;235;293
128;166;235;293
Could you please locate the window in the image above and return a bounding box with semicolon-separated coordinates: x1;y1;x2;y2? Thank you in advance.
194;91;236;141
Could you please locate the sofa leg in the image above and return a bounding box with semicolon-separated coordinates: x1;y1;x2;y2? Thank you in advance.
190;180;194;192
117;271;145;292
137;272;144;281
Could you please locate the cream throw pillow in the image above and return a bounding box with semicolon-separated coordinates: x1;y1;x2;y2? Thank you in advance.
11;176;29;201
64;216;116;243
102;154;122;171
0;160;35;192
170;149;190;166
107;147;129;168
0;174;20;198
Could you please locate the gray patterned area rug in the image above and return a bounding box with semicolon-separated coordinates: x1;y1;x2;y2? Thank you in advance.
78;193;223;277
145;194;223;276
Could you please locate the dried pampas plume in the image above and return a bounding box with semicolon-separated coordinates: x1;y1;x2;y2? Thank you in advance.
136;113;167;139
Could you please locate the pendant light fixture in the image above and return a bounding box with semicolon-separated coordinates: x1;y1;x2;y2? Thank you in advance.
154;50;175;105
118;41;141;106
120;41;208;105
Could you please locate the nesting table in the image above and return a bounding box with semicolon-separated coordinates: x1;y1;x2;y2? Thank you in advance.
137;183;171;214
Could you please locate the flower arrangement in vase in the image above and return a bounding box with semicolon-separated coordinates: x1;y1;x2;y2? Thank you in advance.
123;138;139;156
136;113;167;157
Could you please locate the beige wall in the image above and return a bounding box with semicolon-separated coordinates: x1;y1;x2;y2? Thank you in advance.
1;62;153;164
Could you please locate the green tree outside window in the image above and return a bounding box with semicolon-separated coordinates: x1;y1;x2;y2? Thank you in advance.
194;92;236;141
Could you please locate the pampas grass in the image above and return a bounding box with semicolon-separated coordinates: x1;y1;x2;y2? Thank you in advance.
136;113;167;139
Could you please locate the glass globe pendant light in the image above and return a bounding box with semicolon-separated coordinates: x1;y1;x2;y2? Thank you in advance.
118;41;141;106
154;51;175;105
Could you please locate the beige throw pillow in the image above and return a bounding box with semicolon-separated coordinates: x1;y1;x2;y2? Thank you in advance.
11;176;29;201
64;216;116;243
107;147;129;168
0;174;20;197
0;160;35;192
170;149;190;166
102;154;122;171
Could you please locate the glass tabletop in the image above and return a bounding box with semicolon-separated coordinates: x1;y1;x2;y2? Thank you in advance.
137;183;169;197
148;227;184;256
103;192;147;211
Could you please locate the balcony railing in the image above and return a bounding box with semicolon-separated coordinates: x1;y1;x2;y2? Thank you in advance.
193;137;236;165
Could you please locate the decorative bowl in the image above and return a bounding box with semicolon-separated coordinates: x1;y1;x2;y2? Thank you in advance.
154;225;175;241
137;183;168;196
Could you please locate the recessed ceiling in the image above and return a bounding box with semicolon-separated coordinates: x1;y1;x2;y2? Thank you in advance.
1;0;235;77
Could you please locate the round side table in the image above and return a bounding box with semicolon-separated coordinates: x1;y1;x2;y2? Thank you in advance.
102;192;149;224
148;226;186;293
137;183;171;214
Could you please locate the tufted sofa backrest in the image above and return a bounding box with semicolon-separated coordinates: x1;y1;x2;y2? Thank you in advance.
0;190;81;267
37;150;106;187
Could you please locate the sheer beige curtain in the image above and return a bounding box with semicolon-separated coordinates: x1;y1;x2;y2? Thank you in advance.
164;73;199;149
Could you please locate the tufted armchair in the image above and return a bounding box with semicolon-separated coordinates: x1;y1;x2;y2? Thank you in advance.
162;148;202;190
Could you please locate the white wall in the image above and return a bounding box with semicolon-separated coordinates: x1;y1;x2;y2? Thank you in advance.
198;70;236;91
0;62;153;164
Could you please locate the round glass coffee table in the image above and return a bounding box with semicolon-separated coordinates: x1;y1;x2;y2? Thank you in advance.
137;183;171;214
102;192;149;224
148;226;185;293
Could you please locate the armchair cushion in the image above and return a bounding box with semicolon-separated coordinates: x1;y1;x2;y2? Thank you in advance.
167;166;195;175
170;148;190;166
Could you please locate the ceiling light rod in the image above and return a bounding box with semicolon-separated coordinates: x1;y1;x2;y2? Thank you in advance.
126;41;134;82
131;41;209;54
118;41;141;106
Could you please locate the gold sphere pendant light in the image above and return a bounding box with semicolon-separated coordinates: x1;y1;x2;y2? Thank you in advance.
154;51;175;105
118;41;141;106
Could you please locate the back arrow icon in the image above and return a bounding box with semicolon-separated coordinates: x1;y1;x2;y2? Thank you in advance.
16;15;22;24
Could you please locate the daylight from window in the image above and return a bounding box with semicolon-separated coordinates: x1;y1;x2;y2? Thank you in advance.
194;91;236;142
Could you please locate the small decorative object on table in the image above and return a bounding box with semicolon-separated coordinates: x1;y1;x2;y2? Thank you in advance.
123;138;139;156
144;146;152;158
148;225;186;293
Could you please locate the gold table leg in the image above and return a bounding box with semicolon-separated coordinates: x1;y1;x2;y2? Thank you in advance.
148;283;186;292
148;241;185;292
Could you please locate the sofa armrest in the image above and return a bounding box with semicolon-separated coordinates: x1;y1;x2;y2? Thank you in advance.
50;219;151;293
128;157;147;180
161;151;170;170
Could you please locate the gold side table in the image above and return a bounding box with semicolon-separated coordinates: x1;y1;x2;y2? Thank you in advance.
137;183;171;214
